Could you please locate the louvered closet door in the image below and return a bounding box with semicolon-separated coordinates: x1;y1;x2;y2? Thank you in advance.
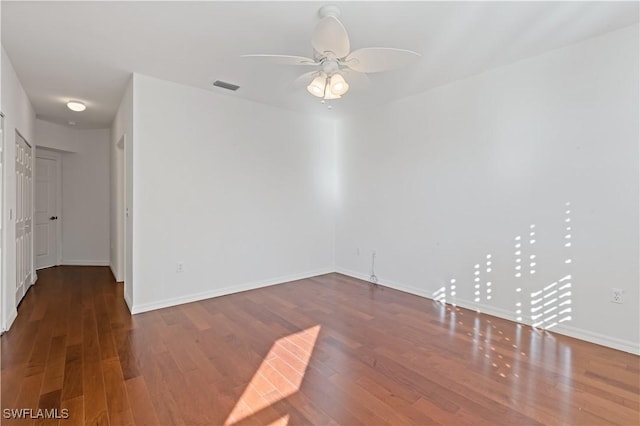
15;132;32;305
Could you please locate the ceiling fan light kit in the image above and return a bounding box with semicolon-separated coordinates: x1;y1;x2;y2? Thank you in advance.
307;74;327;97
243;5;420;103
329;73;349;95
306;72;350;99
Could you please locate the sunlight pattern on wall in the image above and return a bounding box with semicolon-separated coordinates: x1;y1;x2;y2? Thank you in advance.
513;233;525;320
485;254;493;301
433;286;446;303
474;263;481;302
531;275;572;329
529;224;537;274
449;278;457;300
564;202;572;264
469;254;493;303
528;203;573;330
433;202;573;332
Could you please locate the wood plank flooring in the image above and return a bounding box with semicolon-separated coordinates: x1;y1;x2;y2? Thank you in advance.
1;266;639;425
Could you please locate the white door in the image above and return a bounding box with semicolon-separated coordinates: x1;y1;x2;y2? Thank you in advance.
15;132;32;304
35;155;59;269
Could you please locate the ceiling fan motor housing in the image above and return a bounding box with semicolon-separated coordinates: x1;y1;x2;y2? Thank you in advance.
318;5;342;19
322;59;340;75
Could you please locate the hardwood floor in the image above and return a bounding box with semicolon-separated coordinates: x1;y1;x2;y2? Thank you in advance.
1;266;639;425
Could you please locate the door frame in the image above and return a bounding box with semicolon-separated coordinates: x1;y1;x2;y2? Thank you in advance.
35;148;62;268
116;134;125;282
0;112;4;332
121;134;127;286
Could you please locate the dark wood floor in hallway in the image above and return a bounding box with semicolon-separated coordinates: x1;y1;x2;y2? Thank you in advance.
1;266;638;425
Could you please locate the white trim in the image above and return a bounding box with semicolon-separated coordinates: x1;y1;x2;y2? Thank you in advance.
551;324;640;355
123;288;132;313
335;267;369;282
453;297;524;324
0;113;4;333
335;267;640;356
131;267;334;314
36;264;56;271
4;308;17;333
31;272;37;285
110;263;123;282
56;159;62;265
116;134;125;284
61;259;110;266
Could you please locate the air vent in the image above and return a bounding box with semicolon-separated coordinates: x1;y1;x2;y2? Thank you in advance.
213;80;240;91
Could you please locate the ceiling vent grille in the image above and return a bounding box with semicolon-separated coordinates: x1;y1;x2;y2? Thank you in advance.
213;80;240;91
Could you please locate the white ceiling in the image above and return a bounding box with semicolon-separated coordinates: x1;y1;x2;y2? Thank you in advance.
2;1;638;129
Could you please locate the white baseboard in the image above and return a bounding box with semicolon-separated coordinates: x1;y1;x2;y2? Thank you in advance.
551;323;640;355
3;309;18;333
109;263;124;282
123;291;133;313
335;267;640;355
131;267;334;315
62;259;110;266
335;267;370;283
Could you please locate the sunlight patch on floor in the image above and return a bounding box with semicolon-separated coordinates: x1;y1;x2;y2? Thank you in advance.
225;325;321;425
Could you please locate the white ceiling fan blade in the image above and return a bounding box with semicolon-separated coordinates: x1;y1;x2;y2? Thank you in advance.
312;16;350;58
341;69;370;91
241;54;319;66
345;48;421;73
293;71;321;87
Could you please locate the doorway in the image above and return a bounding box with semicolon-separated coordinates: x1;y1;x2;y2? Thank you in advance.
35;150;61;269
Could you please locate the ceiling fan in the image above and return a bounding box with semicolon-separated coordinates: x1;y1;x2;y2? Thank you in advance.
242;5;421;101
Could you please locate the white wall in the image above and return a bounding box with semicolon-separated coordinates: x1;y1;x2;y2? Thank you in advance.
1;46;36;331
36;119;81;152
61;128;110;265
34;120;110;266
110;77;132;304
335;25;639;354
130;74;335;313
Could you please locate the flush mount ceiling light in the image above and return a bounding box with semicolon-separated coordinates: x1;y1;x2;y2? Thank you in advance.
242;5;420;101
66;101;86;112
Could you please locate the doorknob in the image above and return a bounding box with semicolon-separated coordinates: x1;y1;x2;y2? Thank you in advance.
49;216;58;220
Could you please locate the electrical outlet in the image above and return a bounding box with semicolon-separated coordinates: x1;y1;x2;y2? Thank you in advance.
611;288;623;304
176;262;184;273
